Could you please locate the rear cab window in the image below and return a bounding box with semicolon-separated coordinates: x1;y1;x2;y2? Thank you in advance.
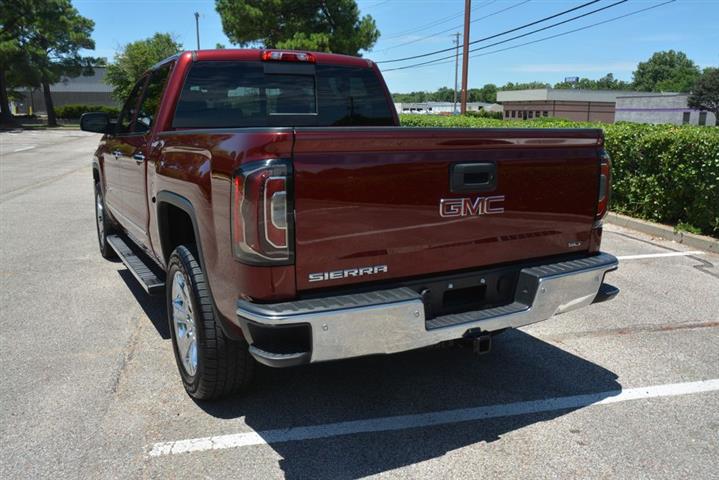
172;61;394;129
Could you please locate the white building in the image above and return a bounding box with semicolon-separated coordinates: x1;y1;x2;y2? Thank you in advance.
615;93;716;126
393;101;498;115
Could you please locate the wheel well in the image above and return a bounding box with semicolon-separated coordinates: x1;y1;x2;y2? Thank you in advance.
93;167;100;183
157;202;196;263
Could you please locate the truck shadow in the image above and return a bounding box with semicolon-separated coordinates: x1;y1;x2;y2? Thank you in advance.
117;270;170;339
197;329;620;479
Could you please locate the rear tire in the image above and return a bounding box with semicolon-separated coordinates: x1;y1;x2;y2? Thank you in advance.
94;182;116;260
167;245;255;400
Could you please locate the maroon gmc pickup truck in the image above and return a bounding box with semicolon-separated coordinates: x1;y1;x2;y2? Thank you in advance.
81;49;619;400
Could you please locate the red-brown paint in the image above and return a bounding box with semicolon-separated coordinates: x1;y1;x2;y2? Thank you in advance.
292;128;603;292
93;49;607;326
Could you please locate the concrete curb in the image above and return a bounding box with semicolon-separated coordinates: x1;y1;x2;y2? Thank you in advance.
606;212;718;254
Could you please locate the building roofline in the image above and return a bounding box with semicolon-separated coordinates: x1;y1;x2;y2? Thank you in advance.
496;87;677;103
615;93;688;99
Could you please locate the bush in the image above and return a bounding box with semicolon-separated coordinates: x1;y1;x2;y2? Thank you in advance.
465;110;503;120
55;104;120;119
400;114;719;237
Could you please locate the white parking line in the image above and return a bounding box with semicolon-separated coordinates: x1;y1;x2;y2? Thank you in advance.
147;378;719;457
13;146;36;153
617;251;705;260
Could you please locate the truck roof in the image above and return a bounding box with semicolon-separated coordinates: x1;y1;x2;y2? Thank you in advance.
152;49;374;71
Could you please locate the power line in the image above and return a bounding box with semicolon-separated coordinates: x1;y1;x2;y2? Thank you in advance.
377;0;532;53
378;10;470;41
377;0;604;64
381;0;629;70
382;0;676;73
377;0;499;42
364;0;391;8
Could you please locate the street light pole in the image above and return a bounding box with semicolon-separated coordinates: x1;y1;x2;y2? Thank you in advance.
460;0;471;114
453;32;460;115
194;12;200;50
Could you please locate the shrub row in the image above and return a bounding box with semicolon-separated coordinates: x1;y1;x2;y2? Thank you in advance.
55;104;120;119
400;114;719;237
465;110;503;120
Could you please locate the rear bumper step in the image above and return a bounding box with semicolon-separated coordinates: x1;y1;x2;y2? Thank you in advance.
238;253;619;367
592;282;620;304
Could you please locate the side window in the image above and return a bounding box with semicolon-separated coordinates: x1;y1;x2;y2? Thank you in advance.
116;79;146;135
135;63;173;133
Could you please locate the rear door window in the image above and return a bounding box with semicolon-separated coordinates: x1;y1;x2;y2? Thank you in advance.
172;61;393;128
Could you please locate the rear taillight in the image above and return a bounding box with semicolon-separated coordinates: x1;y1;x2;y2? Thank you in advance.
261;50;316;63
596;150;611;221
231;160;293;265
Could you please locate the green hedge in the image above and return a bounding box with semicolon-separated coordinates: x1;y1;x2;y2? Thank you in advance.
400;114;719;237
465;110;503;120
55;104;120;119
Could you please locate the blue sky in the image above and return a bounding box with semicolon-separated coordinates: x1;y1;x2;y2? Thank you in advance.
75;0;718;92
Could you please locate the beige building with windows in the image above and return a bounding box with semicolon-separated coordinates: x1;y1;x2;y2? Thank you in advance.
497;88;663;123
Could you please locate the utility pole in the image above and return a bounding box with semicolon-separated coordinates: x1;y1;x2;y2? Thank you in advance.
194;12;201;50
460;0;471;114
453;32;460;115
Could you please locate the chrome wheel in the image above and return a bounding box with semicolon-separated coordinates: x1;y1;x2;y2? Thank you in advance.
171;271;198;376
95;190;105;245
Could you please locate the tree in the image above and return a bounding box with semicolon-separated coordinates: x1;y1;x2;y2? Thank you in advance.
3;53;42;112
688;68;719;126
477;83;497;102
0;41;25;126
595;73;631;90
430;87;454;102
215;0;379;56
554;73;632;91
105;33;182;102
0;4;36;126
393;84;498;104
1;0;96;127
500;81;551;91
633;50;700;92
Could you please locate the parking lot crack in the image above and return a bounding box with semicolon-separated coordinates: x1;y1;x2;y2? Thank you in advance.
542;320;719;341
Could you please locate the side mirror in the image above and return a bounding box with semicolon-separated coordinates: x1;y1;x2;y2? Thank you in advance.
80;112;111;133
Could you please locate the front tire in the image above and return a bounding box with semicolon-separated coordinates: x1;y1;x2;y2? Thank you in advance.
167;245;255;399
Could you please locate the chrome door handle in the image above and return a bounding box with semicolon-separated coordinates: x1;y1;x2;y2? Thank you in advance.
112;150;122;157
133;153;145;163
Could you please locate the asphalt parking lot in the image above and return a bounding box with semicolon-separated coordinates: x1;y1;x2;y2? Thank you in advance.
1;129;718;479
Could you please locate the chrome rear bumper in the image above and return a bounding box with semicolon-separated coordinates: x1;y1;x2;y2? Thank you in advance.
237;253;619;367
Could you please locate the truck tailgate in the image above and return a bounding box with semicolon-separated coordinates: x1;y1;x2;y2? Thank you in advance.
292;127;603;292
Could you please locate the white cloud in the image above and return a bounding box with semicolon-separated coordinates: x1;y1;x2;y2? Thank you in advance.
508;62;637;73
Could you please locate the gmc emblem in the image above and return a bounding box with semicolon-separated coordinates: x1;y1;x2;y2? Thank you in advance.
440;195;505;217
